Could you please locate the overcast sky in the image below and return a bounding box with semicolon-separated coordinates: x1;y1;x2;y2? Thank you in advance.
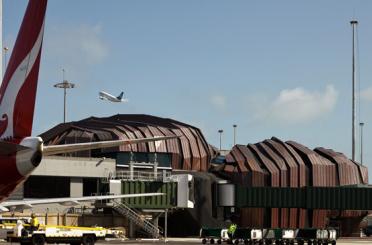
4;0;372;176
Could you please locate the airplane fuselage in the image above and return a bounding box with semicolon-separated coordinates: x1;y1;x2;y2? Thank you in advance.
99;91;127;103
0;0;47;203
0;157;24;202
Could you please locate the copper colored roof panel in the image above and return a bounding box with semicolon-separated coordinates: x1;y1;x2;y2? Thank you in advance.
40;114;212;171
224;137;368;229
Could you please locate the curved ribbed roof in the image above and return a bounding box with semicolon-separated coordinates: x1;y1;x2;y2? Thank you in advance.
224;137;368;229
40;114;215;171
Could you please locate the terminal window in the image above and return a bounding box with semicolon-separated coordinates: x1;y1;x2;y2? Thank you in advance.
115;152;172;167
24;176;70;198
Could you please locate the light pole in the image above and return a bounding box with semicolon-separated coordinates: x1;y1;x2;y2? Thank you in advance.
351;19;358;161
53;69;75;123
360;122;364;165
218;129;223;151
233;124;237;146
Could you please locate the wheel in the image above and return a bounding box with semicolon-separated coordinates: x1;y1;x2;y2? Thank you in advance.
234;239;240;245
244;239;249;245
32;235;45;245
275;240;280;245
217;239;222;244
307;241;312;245
210;238;215;244
21;229;29;237
331;241;336;245
82;235;95;245
202;238;207;244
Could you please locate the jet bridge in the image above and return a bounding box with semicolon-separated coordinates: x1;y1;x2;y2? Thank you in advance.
217;183;372;210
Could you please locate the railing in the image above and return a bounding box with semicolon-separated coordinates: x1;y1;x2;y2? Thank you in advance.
106;170;172;182
111;199;162;238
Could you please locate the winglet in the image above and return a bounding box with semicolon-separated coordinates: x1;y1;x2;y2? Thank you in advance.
117;92;124;100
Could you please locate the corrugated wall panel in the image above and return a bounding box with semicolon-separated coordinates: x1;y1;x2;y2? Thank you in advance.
179;127;201;170
259;142;291;228
264;139;298;228
121;181;177;209
249;144;280;228
286;141;329;228
273;138;308;228
147;126;167;153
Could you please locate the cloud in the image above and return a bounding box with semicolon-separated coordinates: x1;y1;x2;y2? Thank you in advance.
44;24;109;66
255;85;338;124
209;95;227;109
361;87;372;101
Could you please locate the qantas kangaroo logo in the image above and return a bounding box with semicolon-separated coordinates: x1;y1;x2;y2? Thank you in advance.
0;20;45;140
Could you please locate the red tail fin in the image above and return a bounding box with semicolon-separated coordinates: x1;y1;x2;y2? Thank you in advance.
0;0;47;139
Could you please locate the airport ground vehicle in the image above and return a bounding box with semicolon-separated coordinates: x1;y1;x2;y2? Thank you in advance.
200;227;229;244
229;228;263;245
200;227;338;244
296;228;337;245
7;220;107;245
0;218;29;239
262;229;282;245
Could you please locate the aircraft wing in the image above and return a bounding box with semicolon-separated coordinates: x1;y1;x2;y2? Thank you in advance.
43;135;177;156
1;193;164;212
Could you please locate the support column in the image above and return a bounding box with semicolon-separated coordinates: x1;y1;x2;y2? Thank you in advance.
70;177;83;197
164;209;168;242
129;162;134;181
128;220;135;238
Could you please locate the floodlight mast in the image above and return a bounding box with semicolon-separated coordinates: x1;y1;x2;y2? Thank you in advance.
351;19;358;161
53;69;75;123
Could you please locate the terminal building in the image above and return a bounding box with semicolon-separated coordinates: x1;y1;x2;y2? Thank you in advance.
7;114;370;237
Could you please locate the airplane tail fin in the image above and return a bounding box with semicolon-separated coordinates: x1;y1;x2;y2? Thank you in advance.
0;0;48;139
117;92;124;100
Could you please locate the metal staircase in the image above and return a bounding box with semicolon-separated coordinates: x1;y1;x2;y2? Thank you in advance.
111;199;162;238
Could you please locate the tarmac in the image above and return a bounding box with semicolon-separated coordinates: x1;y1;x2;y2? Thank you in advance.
2;238;372;244
102;237;372;244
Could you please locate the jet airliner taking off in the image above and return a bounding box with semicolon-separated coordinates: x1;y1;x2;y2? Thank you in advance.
0;0;172;212
99;91;129;103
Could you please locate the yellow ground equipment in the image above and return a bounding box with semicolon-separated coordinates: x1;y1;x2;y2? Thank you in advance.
7;219;108;245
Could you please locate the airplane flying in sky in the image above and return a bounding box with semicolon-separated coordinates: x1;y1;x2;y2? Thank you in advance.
0;0;172;212
99;91;129;103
